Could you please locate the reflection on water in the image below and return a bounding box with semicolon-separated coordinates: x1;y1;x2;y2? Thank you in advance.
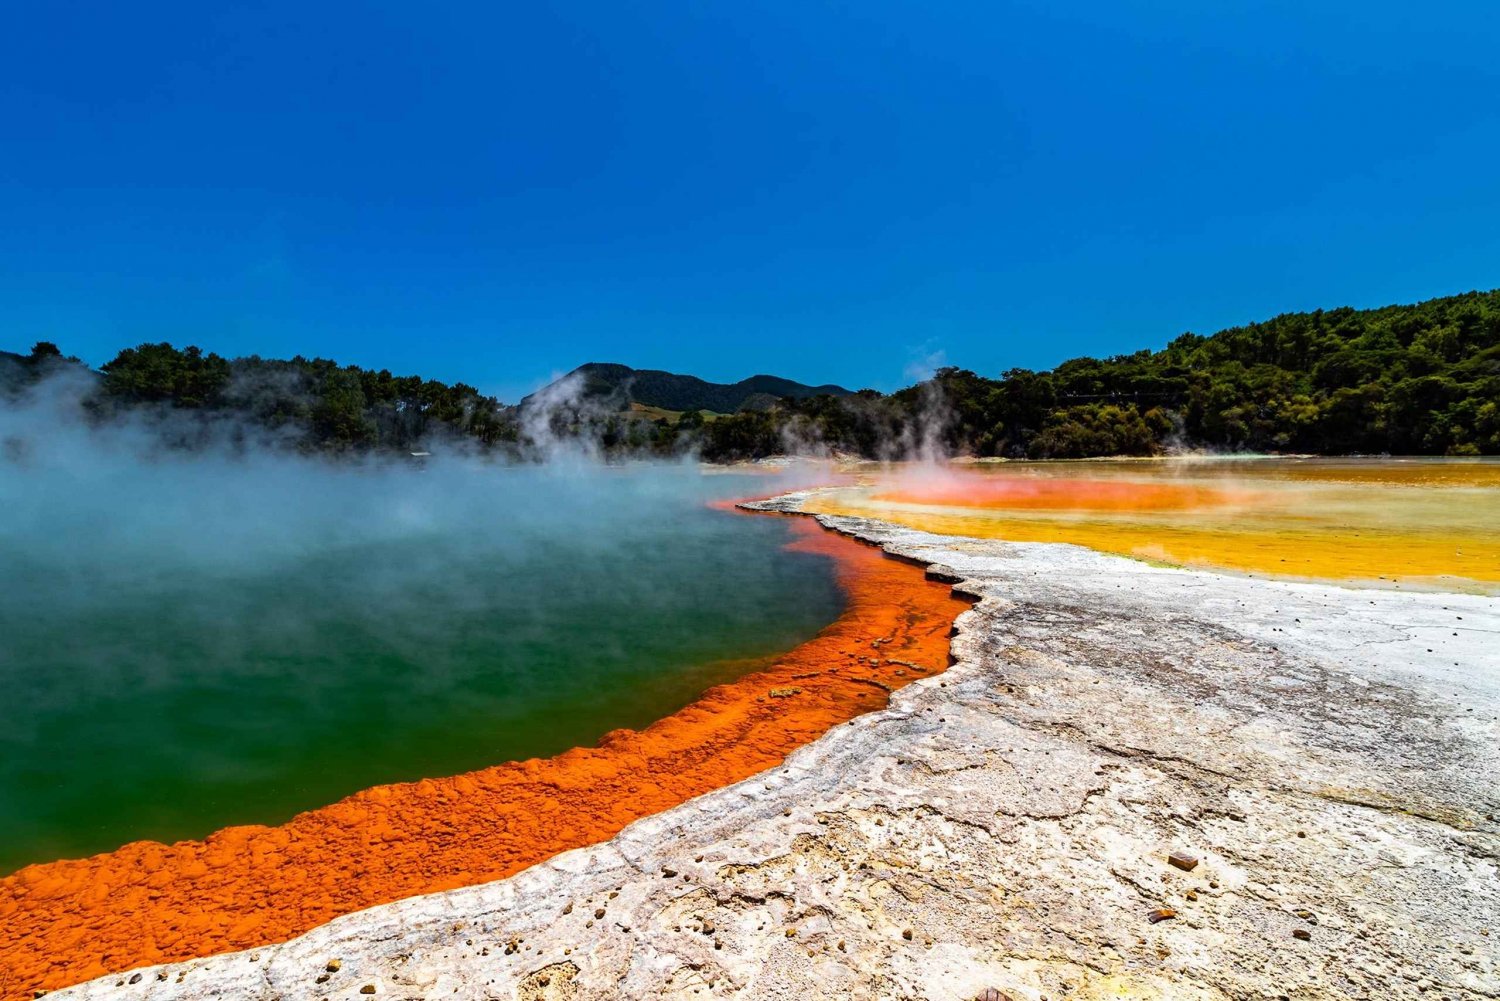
805;457;1500;591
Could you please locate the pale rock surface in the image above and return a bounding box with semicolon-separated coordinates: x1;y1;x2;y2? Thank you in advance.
56;495;1500;1000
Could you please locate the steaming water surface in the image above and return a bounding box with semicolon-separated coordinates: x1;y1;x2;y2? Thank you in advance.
0;459;844;873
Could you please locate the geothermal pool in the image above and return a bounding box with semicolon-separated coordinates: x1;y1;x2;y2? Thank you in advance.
0;462;845;873
806;457;1500;591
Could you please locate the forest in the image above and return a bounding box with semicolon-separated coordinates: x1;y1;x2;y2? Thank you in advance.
3;289;1497;458
1;342;514;452
699;288;1500;459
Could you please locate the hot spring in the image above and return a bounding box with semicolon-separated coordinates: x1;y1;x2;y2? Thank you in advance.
0;454;846;874
804;456;1500;591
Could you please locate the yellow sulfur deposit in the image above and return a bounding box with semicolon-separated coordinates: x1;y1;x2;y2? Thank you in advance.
804;458;1500;592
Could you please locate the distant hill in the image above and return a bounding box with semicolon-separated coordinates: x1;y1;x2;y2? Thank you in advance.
523;362;853;414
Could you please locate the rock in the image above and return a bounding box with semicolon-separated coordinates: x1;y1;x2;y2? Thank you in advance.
1167;852;1199;872
359;985;376;994
1293;928;1311;941
325;959;341;972
768;687;803;698
1148;908;1177;924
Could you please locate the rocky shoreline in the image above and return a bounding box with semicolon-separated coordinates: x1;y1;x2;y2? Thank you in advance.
48;492;1499;1000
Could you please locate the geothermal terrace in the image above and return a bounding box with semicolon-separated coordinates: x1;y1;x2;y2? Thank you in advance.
38;489;1499;1001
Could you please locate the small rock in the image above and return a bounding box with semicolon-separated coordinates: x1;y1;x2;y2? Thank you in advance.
975;990;1013;1001
1147;908;1177;924
1293;928;1311;941
128;975;142;985
902;928;914;940
1167;852;1199;872
326;959;342;972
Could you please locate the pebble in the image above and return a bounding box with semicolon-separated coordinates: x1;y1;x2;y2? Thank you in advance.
1147;908;1177;924
1167;852;1199;872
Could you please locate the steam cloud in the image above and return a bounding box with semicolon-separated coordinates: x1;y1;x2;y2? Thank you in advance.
0;371;845;867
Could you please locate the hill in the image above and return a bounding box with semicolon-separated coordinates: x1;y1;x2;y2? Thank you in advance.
695;288;1500;459
5;289;1497;459
523;362;854;414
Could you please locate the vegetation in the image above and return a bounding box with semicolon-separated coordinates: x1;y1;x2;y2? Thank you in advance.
531;362;852;413
3;342;514;453
696;289;1500;459
5;289;1497;458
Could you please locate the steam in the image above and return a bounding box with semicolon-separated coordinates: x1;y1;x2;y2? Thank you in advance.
516;369;601;461
0;369;851;866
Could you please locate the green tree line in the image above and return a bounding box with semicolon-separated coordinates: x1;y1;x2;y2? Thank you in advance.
6;288;1498;459
698;289;1500;459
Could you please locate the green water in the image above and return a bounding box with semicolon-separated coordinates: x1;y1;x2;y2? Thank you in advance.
0;463;844;873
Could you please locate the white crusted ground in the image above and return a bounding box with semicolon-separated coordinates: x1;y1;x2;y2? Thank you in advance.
56;495;1500;1001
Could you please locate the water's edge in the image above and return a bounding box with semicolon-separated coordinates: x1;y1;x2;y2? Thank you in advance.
39;490;1498;1000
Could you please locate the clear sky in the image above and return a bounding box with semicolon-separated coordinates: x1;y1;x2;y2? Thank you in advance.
4;2;1498;401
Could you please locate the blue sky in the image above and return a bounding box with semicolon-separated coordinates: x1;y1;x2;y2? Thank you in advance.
3;2;1498;401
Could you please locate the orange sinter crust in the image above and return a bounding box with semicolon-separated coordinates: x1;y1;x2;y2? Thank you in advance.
0;511;969;998
875;478;1256;512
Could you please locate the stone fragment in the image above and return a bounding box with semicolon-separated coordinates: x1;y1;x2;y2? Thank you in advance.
1168;852;1199;872
1293;928;1311;941
1148;908;1177;924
